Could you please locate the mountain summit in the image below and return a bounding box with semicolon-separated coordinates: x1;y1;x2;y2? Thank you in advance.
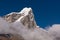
4;8;36;29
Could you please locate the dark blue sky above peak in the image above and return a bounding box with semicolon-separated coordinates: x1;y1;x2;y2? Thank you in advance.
0;0;60;28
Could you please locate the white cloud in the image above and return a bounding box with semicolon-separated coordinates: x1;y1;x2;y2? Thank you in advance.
12;20;53;40
1;16;60;40
0;17;54;40
47;24;60;40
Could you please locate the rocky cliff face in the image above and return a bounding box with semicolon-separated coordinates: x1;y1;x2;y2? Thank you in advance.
0;7;54;40
4;12;22;23
0;34;24;40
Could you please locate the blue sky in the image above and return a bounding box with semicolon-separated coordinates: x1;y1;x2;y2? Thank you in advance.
0;0;60;28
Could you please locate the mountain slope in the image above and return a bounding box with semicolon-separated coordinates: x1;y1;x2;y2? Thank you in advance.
0;7;54;40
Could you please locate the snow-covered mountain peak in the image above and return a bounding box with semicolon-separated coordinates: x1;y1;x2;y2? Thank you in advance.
19;7;32;15
0;7;54;40
4;7;37;29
